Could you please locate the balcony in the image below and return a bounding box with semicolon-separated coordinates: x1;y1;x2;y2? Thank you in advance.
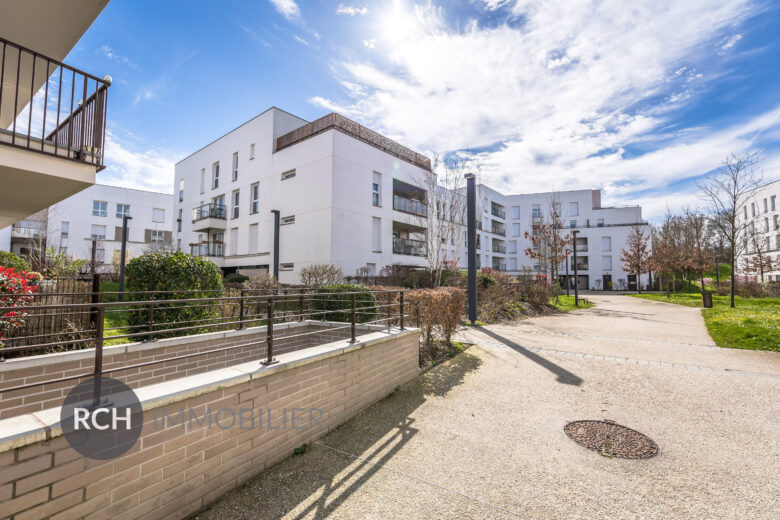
491;207;506;219
492;262;507;272
191;242;224;257
10;226;41;239
0;35;110;227
393;194;428;217
492;245;507;254
393;237;427;257
491;227;506;236
575;245;588;252
192;203;227;232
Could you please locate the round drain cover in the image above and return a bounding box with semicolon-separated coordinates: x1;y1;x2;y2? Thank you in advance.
564;420;658;459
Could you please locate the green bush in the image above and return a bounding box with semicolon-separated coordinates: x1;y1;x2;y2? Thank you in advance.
0;251;30;273
125;252;223;338
224;273;249;284
313;284;377;323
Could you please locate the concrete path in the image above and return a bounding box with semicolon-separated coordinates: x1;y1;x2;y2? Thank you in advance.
193;295;780;519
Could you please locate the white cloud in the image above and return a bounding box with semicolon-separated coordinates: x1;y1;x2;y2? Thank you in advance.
337;4;369;16
312;0;770;218
100;45;141;70
293;35;310;46
100;130;177;194
363;38;376;48
721;33;743;51
269;0;300;20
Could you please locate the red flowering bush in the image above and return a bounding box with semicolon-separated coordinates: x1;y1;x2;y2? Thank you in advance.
0;266;37;348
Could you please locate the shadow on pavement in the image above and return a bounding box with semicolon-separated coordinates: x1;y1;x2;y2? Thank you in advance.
475;326;583;386
191;351;483;520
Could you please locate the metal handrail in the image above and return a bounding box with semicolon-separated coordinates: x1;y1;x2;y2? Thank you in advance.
192;203;226;221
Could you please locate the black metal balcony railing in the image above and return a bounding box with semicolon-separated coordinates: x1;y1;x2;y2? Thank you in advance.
393;236;427;257
491;227;506;236
190;242;225;257
0;37;110;168
575;263;589;271
393;194;428;217
491;207;506;219
492;245;507;254
492;263;507;271
192;203;226;222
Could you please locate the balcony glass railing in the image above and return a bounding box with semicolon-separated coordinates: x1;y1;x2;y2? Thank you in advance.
190;242;225;257
393;237;427;257
491;227;506;236
192;203;226;222
393;194;428;217
492;263;507;271
575;244;588;252
492;245;507;254
491;207;506;219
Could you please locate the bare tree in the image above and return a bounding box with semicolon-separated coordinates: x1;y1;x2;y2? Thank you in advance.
742;223;777;282
681;208;712;299
620;224;651;294
698;152;763;307
524;192;570;292
299;264;344;286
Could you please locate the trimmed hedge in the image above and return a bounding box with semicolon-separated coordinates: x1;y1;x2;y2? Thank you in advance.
224;273;249;283
406;287;466;345
125;252;223;338
0;251;30;273
313;284;377;323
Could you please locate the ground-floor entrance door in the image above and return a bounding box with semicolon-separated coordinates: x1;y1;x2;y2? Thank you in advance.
602;274;612;290
627;274;637;291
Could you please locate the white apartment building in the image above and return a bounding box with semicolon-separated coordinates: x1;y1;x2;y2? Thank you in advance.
0;184;173;269
174;108;434;283
442;185;651;290
737;178;780;281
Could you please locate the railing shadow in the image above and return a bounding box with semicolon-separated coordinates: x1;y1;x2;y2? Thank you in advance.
475;326;583;386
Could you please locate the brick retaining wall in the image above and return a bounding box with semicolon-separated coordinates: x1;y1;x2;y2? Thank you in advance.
0;327;419;520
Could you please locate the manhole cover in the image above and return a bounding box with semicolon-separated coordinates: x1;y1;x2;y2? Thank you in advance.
564;420;658;459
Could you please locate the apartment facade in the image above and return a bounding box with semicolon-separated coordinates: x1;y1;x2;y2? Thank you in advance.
174;108;433;283
440;185;651;290
0;184;173;270
737;179;780;281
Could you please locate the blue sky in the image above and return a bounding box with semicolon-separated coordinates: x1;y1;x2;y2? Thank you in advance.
59;0;780;220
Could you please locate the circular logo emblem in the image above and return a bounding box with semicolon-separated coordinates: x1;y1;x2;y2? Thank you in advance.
60;377;143;460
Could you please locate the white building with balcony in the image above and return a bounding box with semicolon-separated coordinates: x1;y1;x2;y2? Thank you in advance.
737;178;780;281
0;184;173;270
174;108;433;283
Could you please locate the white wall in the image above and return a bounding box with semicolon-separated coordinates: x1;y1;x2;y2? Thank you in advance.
737;179;780;281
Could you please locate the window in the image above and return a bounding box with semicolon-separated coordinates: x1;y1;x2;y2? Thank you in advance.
177;209;182;232
553;202;561;216
92;201;107;217
764;198;768;213
772;195;777;211
177;238;181;252
751;202;756;217
531;204;541;218
744;206;748;219
151;230;164;243
232;152;239;181
597;219;604;227
231;190;240;219
280;263;294;271
249;143;255;160
511;206;521;219
776;235;780;250
569;202;579;217
508;240;517;254
91;224;106;240
765;217;770;232
178;178;184;202
94;247;105;263
212;162;220;189
281;215;295;225
372;172;381;207
512;223;521;237
116;204;130;218
601;236;611;251
250;183;259;214
281;169;296;180
602;255;612;270
249;224;258;253
200;168;205;194
774;215;779;230
229;227;238;255
372;217;381;252
61;221;69;239
569;219;577;228
152;208;165;223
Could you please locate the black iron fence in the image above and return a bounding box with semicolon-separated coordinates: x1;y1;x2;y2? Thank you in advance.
0;288;408;405
0;36;110;168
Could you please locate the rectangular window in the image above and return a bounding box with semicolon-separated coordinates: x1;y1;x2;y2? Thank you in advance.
92;201;107;217
511;206;521;219
281;215;295;225
531;204;541;218
116;204;130;218
602;255;612;270
177;209;182;232
281;169;296;181
372;217;381;252
772;195;777;211
774;215;779;230
250;183;259;214
212;162;220;189
249;143;256;160
248;224;258;253
177;238;181;251
280;263;294;271
232;152;239;181
61;221;69;238
569;219;577;228
230;227;238;256
91;224;106;240
776;235;780;250
152;208;165;223
569;202;579;217
200;168;205;194
508;240;517;254
744;206;748;219
372;172;381;207
764;198;768;213
178;179;184;202
512;223;521;236
597;219;604;227
751;202;756;217
151;230;164;243
601;236;611;251
765;217;770;232
231;190;240;219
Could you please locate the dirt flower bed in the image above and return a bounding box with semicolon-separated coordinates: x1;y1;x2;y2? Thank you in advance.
419;339;470;368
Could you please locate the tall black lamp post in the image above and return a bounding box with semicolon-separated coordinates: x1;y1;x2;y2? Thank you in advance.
465;173;477;324
118;215;132;302
572;230;579;306
565;254;570;297
271;210;280;279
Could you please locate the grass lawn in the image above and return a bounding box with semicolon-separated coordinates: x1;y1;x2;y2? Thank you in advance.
100;281;133;345
550;295;595;312
632;292;780;351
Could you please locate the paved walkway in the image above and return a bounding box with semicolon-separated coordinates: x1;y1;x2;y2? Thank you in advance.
193;295;780;519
